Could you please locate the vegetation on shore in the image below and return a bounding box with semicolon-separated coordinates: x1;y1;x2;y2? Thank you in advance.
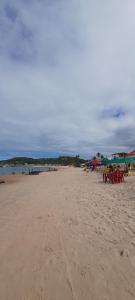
0;155;86;167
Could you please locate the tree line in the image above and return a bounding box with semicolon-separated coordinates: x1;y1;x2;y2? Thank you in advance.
0;155;86;167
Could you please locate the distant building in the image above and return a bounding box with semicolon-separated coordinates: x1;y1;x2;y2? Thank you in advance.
126;150;135;157
112;152;127;158
112;150;135;159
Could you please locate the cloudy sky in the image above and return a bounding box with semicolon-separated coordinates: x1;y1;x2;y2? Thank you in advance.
0;0;135;159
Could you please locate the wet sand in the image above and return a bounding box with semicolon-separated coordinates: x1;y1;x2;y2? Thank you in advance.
0;174;26;185
0;167;135;300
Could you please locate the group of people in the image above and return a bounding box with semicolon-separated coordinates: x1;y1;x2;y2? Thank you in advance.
84;163;132;176
104;164;120;173
103;163;131;175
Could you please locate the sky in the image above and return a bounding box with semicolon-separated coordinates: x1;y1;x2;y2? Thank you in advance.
0;0;135;159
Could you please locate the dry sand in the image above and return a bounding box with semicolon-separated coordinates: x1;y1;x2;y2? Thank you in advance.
0;167;135;300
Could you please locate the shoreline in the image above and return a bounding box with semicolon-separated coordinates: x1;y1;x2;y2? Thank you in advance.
0;166;62;185
0;165;59;179
0;173;26;185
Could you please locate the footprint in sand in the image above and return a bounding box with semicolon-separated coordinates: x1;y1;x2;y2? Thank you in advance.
44;246;53;254
131;256;135;267
37;216;43;220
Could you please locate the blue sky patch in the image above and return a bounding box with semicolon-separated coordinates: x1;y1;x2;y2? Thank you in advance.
4;4;18;22
101;108;126;119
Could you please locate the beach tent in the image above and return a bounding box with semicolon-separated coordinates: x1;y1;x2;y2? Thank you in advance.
105;156;135;165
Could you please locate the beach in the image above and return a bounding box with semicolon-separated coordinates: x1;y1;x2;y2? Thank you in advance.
0;167;135;300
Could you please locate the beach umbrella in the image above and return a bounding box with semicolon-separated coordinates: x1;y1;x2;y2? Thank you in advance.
101;158;110;165
107;156;135;164
92;159;100;166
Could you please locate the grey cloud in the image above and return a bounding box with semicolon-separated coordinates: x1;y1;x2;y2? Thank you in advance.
0;0;135;157
111;127;135;148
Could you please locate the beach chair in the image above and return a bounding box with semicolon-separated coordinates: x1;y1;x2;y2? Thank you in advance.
114;170;124;183
103;170;124;184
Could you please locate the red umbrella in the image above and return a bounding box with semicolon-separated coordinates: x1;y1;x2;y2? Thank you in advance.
92;159;100;166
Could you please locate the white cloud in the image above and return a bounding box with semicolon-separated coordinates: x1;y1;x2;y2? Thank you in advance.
0;0;135;157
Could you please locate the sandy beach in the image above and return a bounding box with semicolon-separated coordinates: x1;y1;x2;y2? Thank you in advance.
0;167;135;300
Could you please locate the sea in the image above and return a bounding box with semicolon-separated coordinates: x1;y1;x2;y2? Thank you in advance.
0;165;51;176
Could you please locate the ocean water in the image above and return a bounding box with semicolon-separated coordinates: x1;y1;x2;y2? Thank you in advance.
0;165;50;176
